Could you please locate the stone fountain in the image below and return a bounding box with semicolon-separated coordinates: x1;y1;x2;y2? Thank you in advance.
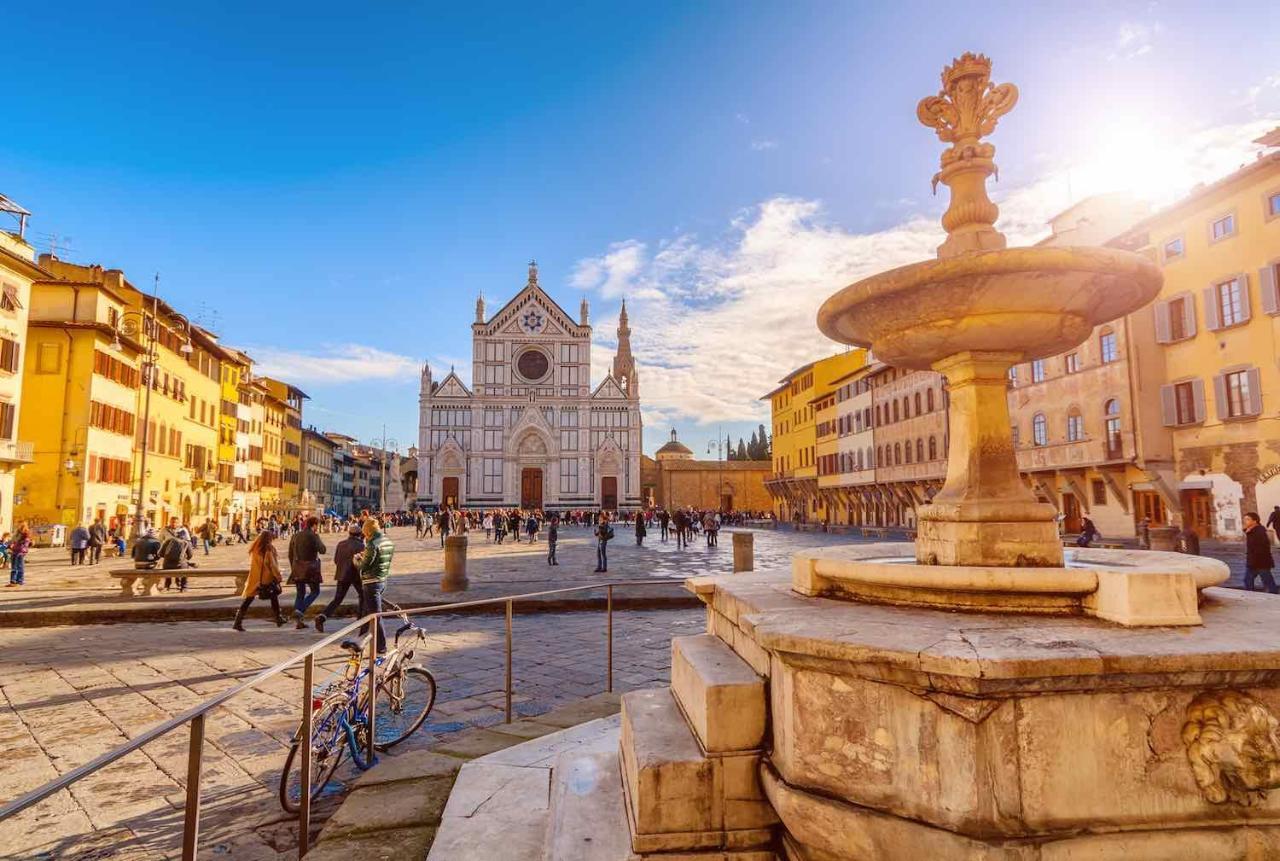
427;54;1280;861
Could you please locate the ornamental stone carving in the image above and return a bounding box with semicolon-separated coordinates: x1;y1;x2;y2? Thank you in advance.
1182;690;1280;805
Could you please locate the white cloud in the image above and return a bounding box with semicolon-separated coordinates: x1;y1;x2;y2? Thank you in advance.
577;117;1276;427
750;139;778;151
1109;21;1158;61
248;343;422;384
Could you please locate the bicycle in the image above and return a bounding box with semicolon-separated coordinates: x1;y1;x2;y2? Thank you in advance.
279;601;437;813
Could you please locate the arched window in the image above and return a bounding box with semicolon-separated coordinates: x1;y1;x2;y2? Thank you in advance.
1104;398;1122;454
905;441;913;463
877;446;883;467
928;436;938;460
1099;326;1118;363
892;401;900;422
916;439;925;462
914;392;922;415
1066;408;1084;442
903;396;911;418
1032;412;1048;447
927;388;935;412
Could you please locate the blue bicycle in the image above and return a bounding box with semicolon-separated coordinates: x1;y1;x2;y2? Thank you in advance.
279;604;436;813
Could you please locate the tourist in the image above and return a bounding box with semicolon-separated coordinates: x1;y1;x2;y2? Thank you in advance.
6;525;31;587
438;507;451;547
68;522;90;565
659;509;670;541
159;527;195;592
1076;517;1099;548
358;517;394;653
483;512;493;542
673;509;687;550
547;514;559;566
494;510;506;544
132;528;162;570
287;516;326;629
1137;517;1151;550
1268;506;1280;546
593;511;614;573
635;510;646;546
414;509;425;539
525;512;538;544
1244;512;1277;594
199;518;217;555
314;523;365;633
1177;523;1201;556
87;517;107;565
233;531;286;631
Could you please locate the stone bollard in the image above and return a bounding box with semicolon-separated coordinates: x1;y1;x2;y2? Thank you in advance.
442;535;469;592
1149;526;1179;552
732;531;754;573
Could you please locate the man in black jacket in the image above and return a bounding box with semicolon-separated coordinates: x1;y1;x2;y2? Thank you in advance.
1267;506;1280;545
314;524;364;633
159;528;195;592
132;528;162;570
1244;512;1277;593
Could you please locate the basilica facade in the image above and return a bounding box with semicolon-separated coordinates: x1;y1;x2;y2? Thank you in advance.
416;262;642;512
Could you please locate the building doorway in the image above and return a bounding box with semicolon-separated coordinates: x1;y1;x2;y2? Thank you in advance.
721;493;733;512
1181;489;1213;538
1062;493;1082;533
521;468;543;510
1134;490;1168;528
601;476;618;510
442;477;459;508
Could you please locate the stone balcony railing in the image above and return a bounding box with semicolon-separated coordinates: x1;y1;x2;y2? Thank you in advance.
874;460;946;484
1016;432;1134;472
0;440;34;465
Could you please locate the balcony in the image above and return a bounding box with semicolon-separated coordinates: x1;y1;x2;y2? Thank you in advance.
1016;432;1134;472
0;440;34;465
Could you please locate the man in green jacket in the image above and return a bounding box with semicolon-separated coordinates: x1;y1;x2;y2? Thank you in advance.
359;518;395;652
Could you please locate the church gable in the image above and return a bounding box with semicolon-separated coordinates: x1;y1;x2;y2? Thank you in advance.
591;375;627;401
432;371;472;400
485;286;579;338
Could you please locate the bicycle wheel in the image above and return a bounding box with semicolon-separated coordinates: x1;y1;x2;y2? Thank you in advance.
279;698;348;814
373;666;437;750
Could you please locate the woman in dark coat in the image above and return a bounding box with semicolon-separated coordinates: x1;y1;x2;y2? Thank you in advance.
635;511;647;546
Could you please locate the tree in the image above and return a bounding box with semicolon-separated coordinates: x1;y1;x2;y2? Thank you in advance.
725;433;735;461
736;438;748;460
747;429;760;460
757;424;769;459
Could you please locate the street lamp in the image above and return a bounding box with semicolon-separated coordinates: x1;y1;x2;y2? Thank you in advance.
117;274;194;541
368;425;399;513
706;424;724;513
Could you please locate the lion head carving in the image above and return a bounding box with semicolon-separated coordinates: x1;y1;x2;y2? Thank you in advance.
1182;690;1280;805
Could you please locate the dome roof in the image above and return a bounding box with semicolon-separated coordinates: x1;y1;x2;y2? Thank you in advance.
655;429;693;459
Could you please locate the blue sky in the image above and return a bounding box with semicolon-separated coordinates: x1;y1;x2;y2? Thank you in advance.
3;1;1277;456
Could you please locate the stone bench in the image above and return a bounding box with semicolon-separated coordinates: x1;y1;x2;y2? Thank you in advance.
108;568;248;597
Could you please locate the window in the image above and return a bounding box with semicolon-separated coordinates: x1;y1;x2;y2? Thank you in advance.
1064;352;1080;374
1032;413;1047;447
1219;368;1261;419
0;284;21;312
1099;329;1118;363
928;436;937;460
36;342;61;374
482;458;503;494
1066;411;1083;442
0;401;13;439
892;401;899;422
1211;277;1247;328
1164;381;1203;426
926;389;935;412
904;441;913;463
0;338;18;373
1092;479;1107;506
916;439;924;462
1210;212;1236;242
1162;236;1185;261
1011;424;1020;446
1269;192;1280;220
894;443;901;465
1104;399;1122;453
1169;296;1189;341
1031;359;1045;383
1008;367;1018;387
914;392;922;415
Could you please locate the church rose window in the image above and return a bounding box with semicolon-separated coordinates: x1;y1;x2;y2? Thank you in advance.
515;349;550;382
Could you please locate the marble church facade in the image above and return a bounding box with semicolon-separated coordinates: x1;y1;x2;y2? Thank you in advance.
416;263;642;512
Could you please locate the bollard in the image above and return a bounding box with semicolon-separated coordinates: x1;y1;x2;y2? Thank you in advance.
1149;526;1178;552
442;535;469;592
732;531;754;573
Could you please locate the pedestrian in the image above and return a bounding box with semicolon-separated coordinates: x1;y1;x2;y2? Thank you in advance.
593;511;614;573
525;512;538;544
1076;517;1099;548
287;515;326;629
159;527;195;592
68;522;90;565
659;509;670;541
314;523;365;633
233;530;286;630
6;525;31;587
483;513;493;542
131;528;162;570
1244;512;1277;594
199;518;217;555
547;514;559;566
704;511;718;547
438;507;450;548
1177;523;1201;556
359;517;394;653
673;509;687;549
635;510;647;546
1137;516;1151;550
1268;506;1280;546
88;517;107;565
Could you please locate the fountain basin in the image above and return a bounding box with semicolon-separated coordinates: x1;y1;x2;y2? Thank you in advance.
792;542;1229;626
817;246;1161;370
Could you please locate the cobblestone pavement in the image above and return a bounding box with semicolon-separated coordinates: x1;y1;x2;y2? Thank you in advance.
0;607;704;860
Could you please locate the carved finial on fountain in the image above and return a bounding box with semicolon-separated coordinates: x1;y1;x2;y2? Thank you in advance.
917;53;1019;258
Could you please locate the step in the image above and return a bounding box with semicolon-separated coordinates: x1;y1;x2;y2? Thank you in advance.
620;688;775;855
671;634;766;753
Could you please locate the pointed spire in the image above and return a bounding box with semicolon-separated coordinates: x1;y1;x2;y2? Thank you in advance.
619;298;629;328
475;292;485;324
579;295;590;326
528;259;538;286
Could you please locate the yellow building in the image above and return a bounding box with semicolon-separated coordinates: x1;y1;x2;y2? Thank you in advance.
260;379;285;518
242;371;265;528
18;259;143;532
1110;129;1280;537
0;208;39;536
763;349;867;523
217;347;253;529
262;377;307;512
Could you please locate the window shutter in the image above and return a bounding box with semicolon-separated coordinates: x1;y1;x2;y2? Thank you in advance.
1192;378;1207;424
1247;367;1263;416
1203;286;1221;331
1154;301;1172;343
1182;294;1198;337
1261;264;1280;316
1237;274;1252;323
1160;384;1177;426
1212;373;1228;421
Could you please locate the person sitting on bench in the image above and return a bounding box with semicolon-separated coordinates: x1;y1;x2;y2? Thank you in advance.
159;527;196;592
132;528;162;570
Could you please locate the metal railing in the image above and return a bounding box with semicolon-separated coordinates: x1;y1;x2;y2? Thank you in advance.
0;580;679;859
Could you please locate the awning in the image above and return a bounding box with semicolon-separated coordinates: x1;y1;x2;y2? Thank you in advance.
1178;479;1213;491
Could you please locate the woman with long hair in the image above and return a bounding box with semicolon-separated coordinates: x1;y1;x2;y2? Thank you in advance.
232;530;286;631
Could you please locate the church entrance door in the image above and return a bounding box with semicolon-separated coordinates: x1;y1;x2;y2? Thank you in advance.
521;468;543;510
601;476;618;511
442;477;459;508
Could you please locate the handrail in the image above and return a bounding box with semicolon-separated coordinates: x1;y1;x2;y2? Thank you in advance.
0;578;682;857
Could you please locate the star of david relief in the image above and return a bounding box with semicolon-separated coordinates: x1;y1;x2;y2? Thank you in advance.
520;308;545;334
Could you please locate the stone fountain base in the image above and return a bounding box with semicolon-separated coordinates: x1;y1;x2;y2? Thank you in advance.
691;565;1280;860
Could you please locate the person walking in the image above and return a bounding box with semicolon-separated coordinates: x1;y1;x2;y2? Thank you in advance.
198;518;217;555
6;525;31;587
358;518;394;653
88;518;107;565
159;527;195;592
525;512;538;544
438;507;451;548
593;512;614;573
659;509;670;542
483;512;493;542
233;531;286;630
287;516;326;629
1244;511;1277;594
547;514;559;566
68;523;90;565
635;510;647;546
673;509;687;550
1268;506;1280;546
494;510;506;544
703;511;718;547
314;523;365;633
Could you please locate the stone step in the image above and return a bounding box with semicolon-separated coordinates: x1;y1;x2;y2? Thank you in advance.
620;688;776;855
671;634;766;753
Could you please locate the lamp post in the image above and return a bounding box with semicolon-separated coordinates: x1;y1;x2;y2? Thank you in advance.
706;424;724;513
368;425;399;513
114;274;193;541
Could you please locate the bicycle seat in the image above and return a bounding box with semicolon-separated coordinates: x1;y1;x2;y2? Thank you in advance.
339;639;363;654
